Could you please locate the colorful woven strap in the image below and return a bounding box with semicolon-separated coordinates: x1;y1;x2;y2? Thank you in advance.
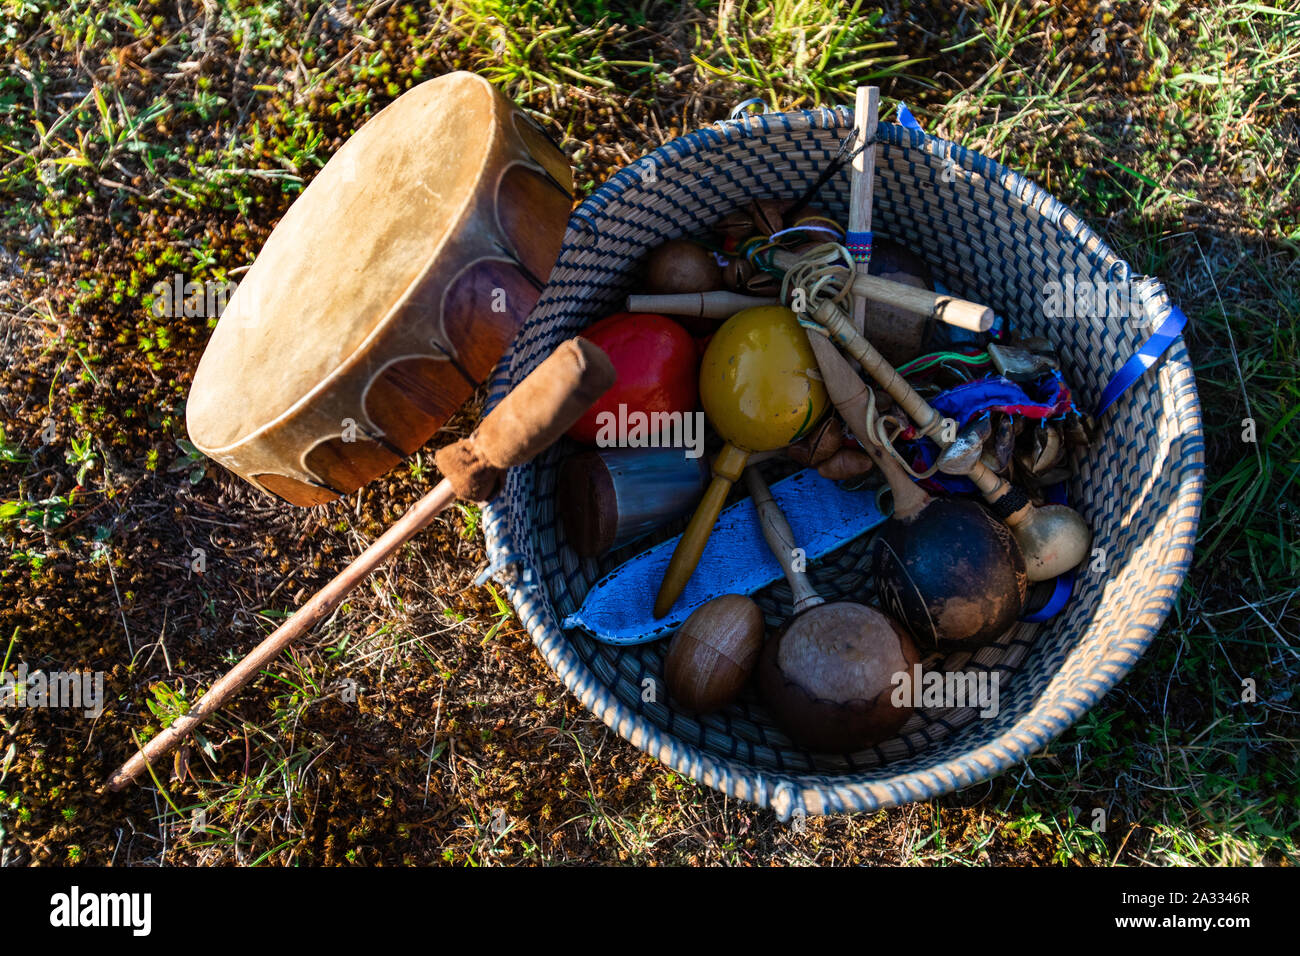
845;229;873;263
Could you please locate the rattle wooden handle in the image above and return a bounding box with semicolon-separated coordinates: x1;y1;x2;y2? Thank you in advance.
849;86;879;336
811;303;1002;512
810;304;1012;497
810;318;1090;579
653;443;749;618
811;299;945;436
967;460;1010;500
965;460;1032;526
106;338;615;792
852;274;993;333
743;467;824;613
804;332;930;518
769;249;993;333
626;292;778;319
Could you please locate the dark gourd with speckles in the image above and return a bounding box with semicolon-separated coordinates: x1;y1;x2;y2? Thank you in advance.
873;496;1026;649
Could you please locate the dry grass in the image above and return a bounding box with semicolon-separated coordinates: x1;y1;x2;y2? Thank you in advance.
1;0;1296;866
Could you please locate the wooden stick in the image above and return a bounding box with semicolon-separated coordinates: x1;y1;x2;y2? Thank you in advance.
812;300;1020;489
106;480;456;791
632;277;990;335
803;332;930;519
851;274;992;332
813;297;1015;493
812;297;1003;485
626;291;778;319
769;250;994;332
810;298;947;438
848;86;879;336
743;467;823;614
106;338;616;791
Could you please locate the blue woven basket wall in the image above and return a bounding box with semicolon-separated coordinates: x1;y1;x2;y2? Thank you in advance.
480;107;1205;820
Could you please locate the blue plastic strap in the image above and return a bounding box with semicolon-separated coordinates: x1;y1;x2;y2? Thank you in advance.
1094;305;1189;417
1024;569;1075;621
896;102;923;132
1022;304;1189;620
1022;567;1076;622
729;98;768;120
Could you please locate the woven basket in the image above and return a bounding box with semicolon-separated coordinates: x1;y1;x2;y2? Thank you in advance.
480;107;1204;820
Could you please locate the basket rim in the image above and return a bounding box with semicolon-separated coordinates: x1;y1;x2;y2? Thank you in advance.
482;106;1206;820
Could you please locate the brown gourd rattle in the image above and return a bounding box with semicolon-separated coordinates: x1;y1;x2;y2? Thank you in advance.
745;466;920;752
663;594;765;714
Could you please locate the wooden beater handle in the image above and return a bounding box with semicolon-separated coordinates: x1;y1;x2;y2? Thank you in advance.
106;338;616;791
434;338;619;500
743;467;824;614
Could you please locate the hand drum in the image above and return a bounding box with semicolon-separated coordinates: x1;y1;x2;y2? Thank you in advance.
186;72;574;506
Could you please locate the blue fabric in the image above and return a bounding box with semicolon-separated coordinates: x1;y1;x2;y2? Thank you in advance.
895;374;1073;496
563;469;888;645
930;374;1072;424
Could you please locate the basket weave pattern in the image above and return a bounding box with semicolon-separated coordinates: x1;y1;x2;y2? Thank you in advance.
481;108;1204;820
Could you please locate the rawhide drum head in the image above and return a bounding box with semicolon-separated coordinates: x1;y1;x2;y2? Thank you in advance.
186;71;573;505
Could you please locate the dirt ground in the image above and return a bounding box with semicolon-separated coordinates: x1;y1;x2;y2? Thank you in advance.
1;1;1296;866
